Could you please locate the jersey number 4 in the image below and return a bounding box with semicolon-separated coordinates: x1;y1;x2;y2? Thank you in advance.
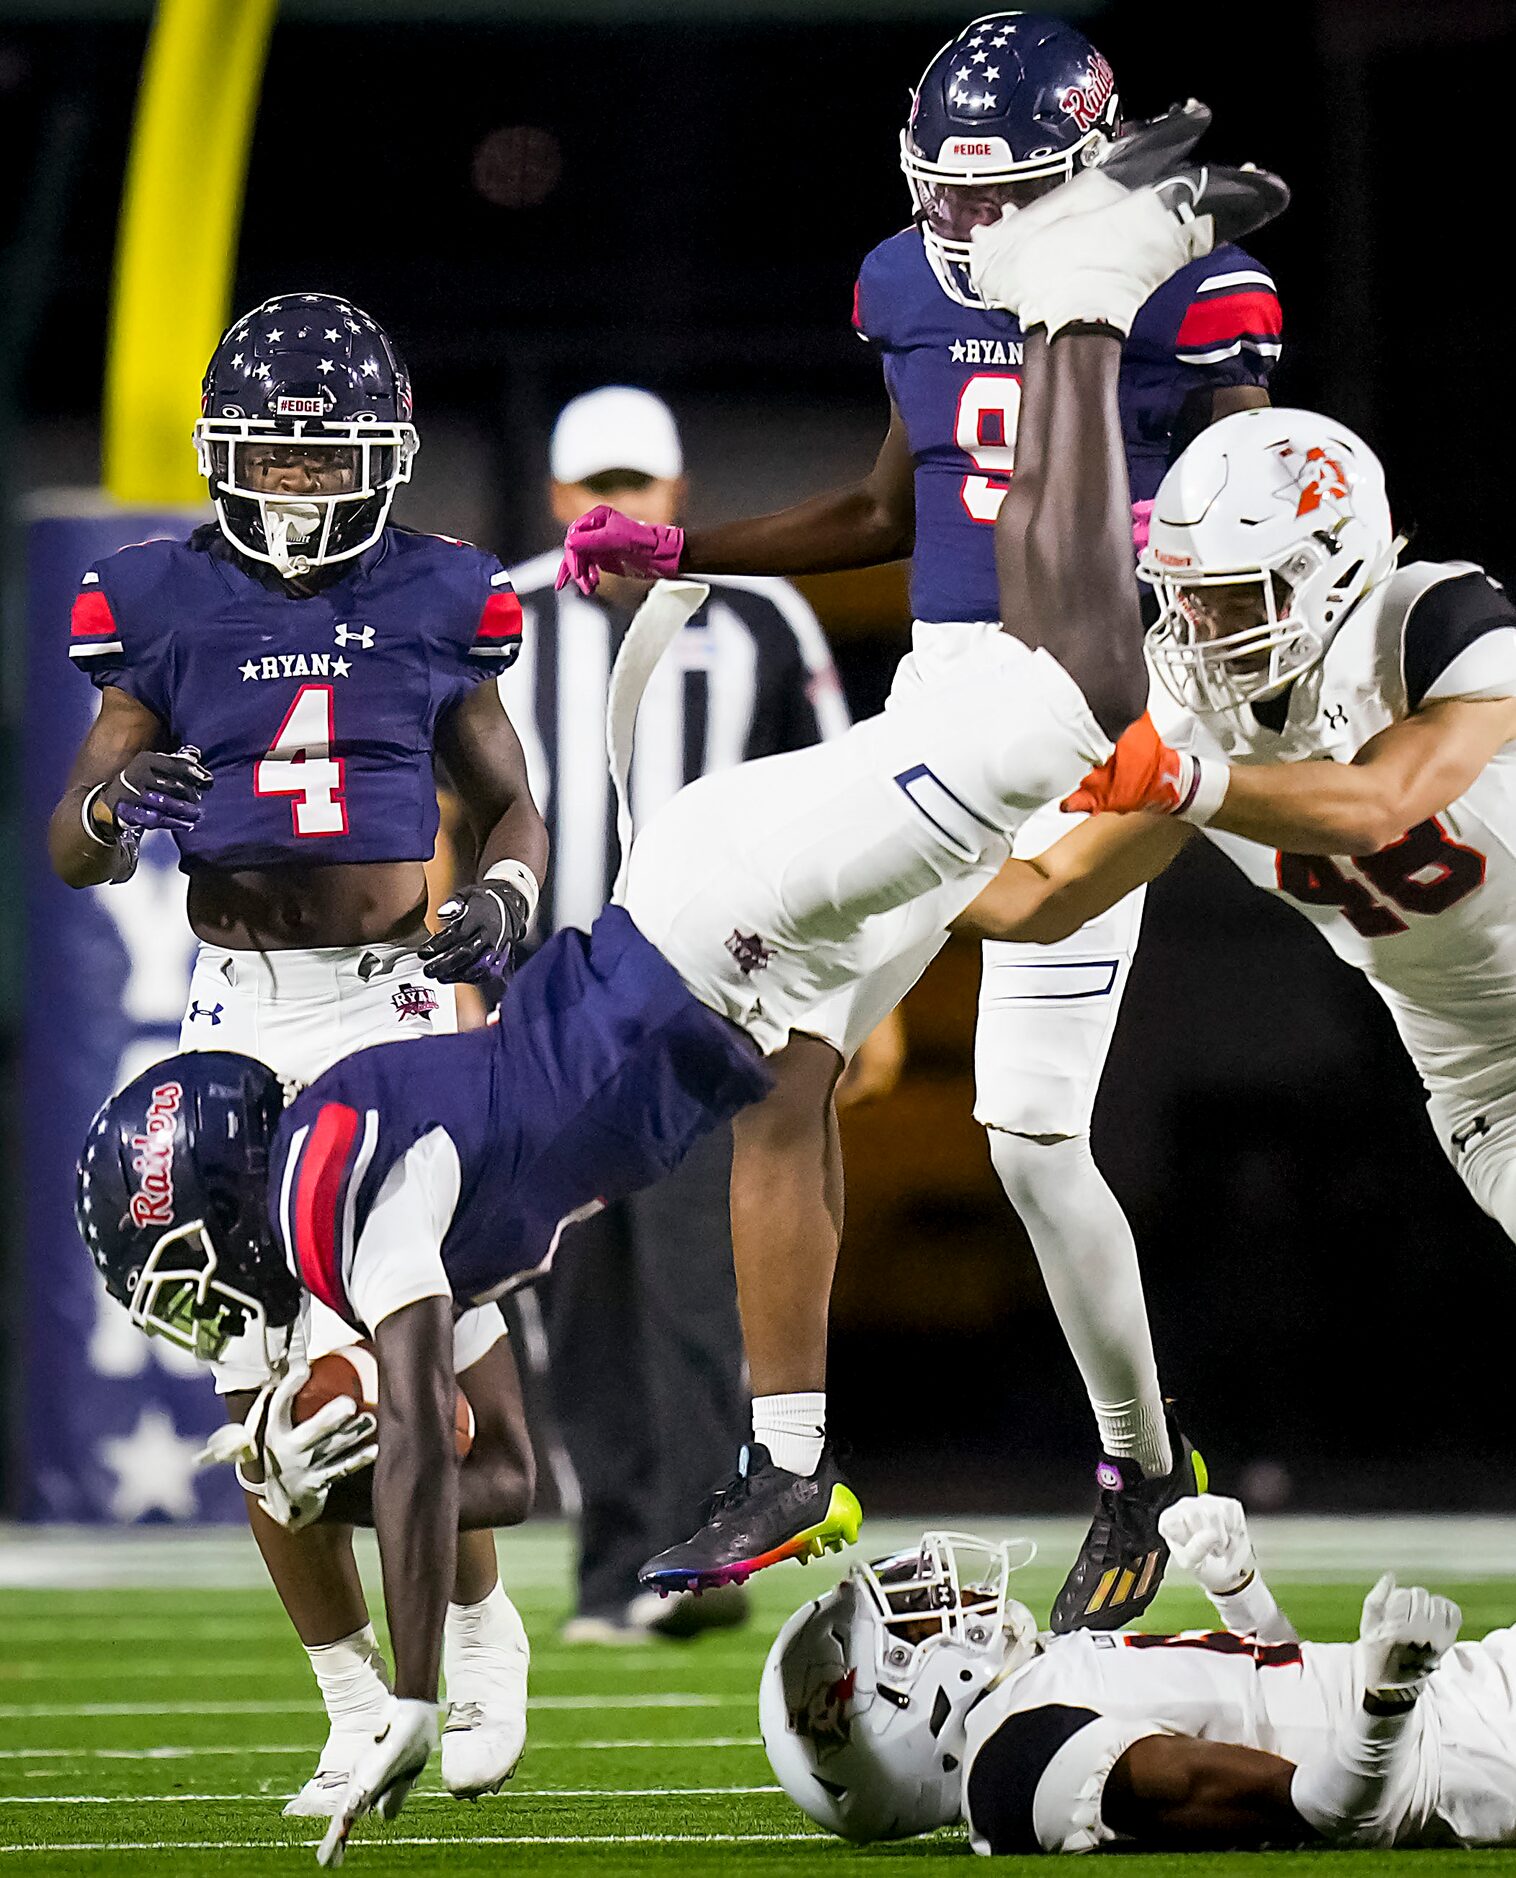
1275;817;1485;937
255;684;348;837
956;372;1022;524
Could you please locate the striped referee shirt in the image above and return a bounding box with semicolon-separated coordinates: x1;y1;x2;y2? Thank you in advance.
501;550;851;937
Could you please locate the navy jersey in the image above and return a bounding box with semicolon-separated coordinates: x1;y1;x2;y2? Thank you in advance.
68;524;523;871
269;907;773;1327
853;227;1282;624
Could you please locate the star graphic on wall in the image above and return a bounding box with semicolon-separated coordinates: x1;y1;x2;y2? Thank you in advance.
98;1408;203;1522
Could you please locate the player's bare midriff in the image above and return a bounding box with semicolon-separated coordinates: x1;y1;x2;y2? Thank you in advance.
187;859;431;951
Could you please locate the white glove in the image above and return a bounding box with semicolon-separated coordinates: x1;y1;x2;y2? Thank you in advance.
317;1697;439;1868
260;1365;378;1533
1159;1493;1256;1596
969;183;1206;335
1357;1574;1461;1702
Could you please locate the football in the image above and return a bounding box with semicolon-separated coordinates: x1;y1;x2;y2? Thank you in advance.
293;1340;475;1460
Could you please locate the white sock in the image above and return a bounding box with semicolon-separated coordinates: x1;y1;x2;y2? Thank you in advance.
752;1392;826;1477
1090;1395;1173;1479
446;1581;525;1654
304;1623;390;1736
988;1130;1172;1478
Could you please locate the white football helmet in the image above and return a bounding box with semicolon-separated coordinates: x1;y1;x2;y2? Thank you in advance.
760;1531;1038;1843
1141;407;1402;715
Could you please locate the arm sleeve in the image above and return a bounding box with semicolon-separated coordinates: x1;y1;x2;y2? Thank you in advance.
965;1703;1170;1855
68;562;170;717
344;1128;463;1335
1402;569;1516;708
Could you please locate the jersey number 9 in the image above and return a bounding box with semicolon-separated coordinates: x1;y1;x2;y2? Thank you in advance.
955;372;1022;525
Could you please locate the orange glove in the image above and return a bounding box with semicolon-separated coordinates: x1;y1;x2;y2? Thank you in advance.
1062;712;1229;823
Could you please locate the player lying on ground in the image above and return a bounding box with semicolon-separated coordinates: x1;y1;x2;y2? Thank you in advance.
958;404;1516;1249
763;1494;1508;1853
560;11;1284;1634
75;127;1286;1862
48;294;544;1812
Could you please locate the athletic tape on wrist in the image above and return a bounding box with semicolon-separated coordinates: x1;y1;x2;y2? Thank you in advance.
1173;753;1230;826
484;858;540;930
79;782;118;848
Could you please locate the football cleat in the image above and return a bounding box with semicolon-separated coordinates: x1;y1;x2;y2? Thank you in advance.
1050;1418;1208;1633
1154;162;1291;249
638;1443;862;1594
283;1733;377;1820
440;1594;530;1800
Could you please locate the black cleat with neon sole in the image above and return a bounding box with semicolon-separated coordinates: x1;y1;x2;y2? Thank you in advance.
638;1442;862;1595
1050;1417;1208;1633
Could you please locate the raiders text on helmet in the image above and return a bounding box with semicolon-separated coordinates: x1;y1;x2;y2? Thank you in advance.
193;293;419;578
901;13;1119;307
77;1052;298;1365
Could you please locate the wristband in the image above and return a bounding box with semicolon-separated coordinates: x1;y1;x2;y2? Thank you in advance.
484;858;540;931
1211;1570;1297;1645
1172;751;1231;827
80;783;117;848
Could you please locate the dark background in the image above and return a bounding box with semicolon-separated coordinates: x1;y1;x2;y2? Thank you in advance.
3;0;1513;1513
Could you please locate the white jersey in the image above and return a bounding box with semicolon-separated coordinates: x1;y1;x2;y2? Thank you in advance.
962;1623;1516;1853
1149;561;1516;1130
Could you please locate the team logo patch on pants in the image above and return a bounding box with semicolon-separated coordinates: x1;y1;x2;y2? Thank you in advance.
392;983;439;1021
725;930;776;976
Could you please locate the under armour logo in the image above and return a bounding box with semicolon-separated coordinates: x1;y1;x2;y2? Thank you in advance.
1451;1114;1490;1158
188;1000;223;1025
1323;704;1349;731
334;623;375;649
725;929;775;976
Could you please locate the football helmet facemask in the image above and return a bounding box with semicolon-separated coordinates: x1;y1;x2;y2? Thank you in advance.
902;12;1119;308
761;1530;1038;1842
1141;406;1403;715
77;1052;298;1366
194;292;419;579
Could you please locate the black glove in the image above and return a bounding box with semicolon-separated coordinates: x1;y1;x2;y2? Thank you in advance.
418;881;530;987
93;746;212;836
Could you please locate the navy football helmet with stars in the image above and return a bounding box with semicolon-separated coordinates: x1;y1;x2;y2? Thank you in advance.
193;292;420;578
902;12;1120;307
77;1052;299;1365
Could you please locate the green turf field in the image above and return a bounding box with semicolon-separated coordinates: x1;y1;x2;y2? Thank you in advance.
4;1518;1516;1875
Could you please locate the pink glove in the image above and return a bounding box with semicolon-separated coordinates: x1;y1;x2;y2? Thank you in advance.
1131;498;1155;554
555;505;686;596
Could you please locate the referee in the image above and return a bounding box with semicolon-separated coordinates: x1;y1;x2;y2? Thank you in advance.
502;386;851;1641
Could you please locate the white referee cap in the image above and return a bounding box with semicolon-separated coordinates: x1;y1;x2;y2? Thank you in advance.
550;385;683;484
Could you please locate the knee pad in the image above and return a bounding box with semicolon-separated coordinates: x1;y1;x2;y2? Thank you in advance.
986;1127;1091;1211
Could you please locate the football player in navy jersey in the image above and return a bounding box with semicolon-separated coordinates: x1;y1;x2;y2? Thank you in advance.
48;295;548;1813
559;16;1282;1634
76;139;1290;1857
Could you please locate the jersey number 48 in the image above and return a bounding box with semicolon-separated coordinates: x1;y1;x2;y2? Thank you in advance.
254;684;348;838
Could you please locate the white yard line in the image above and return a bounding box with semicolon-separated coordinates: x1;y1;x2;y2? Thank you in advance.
0;1737;761;1761
0;1787;781;1805
0;1832;821;1853
0;1694;741;1719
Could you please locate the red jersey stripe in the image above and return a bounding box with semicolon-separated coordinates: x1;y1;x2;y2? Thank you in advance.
851;278;864;332
292;1102;361;1316
1176;290;1282;350
474;589;524;642
70;589;119;639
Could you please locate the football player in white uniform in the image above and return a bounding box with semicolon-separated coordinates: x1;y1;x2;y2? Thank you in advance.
763;1497;1515;1854
962;405;1516;1251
